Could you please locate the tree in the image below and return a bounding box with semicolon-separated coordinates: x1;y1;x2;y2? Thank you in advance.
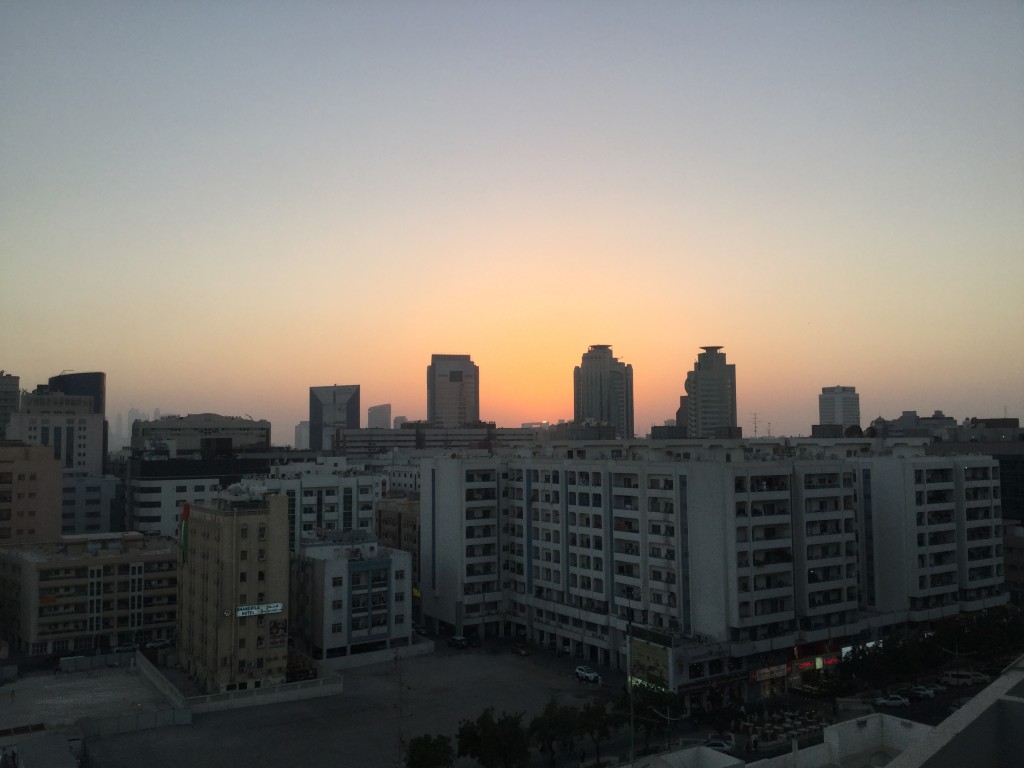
405;734;454;768
529;696;579;766
457;706;530;768
577;699;616;766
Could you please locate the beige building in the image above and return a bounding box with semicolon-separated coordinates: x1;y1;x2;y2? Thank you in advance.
375;497;420;586
177;490;289;693
0;441;63;543
0;531;177;656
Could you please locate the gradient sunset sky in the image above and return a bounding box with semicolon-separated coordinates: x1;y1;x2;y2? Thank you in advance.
2;2;1022;442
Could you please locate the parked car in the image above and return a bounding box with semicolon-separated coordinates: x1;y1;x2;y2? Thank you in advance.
112;644;138;653
145;640;172;650
925;682;947;693
512;644;531;656
908;685;935;699
447;636;469;650
940;671;989;687
703;734;736;753
874;694;910;708
575;665;601;683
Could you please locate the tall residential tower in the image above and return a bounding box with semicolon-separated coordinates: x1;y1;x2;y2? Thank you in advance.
819;386;860;432
573;345;634;439
681;346;738;439
427;355;480;428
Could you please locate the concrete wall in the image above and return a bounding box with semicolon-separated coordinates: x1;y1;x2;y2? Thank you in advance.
186;675;344;714
133;649;186;708
318;637;433;672
79;707;192;737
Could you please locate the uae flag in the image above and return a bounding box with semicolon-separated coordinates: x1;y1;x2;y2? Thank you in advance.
180;503;190;564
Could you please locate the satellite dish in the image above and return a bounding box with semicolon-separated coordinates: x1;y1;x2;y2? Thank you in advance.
223;610;231;617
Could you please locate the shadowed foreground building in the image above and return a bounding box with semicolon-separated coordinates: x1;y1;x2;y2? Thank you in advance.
0;532;177;655
177;490;289;693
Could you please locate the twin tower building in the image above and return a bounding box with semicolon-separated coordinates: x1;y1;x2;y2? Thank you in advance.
575;344;738;440
310;346;738;448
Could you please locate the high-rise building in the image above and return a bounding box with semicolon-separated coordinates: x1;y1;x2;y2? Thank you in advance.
309;385;360;450
426;355;479;428
177;490;289;693
367;404;392;430
819;386;861;431
682;346;738;439
573;345;634;439
7;390;106;474
0;371;20;437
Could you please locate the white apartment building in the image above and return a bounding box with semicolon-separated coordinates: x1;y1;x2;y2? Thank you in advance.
7;391;105;475
235;458;386;551
290;531;412;669
819;386;861;431
421;438;1006;709
854;453;1004;620
60;471;119;535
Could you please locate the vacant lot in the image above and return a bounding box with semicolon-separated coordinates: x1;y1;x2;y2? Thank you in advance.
87;645;610;768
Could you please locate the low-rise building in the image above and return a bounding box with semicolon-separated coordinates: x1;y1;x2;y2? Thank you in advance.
0;441;63;544
0;531;177;655
290;531;412;667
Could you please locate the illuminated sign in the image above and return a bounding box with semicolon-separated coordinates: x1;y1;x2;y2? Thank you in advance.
750;663;791;682
236;602;284;617
794;654;840;671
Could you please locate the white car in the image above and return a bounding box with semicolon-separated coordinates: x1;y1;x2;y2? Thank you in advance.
909;685;935;699
874;694;910;707
703;734;736;753
575;665;601;683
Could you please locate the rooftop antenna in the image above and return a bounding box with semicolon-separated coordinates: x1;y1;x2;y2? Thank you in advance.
753;412;759;438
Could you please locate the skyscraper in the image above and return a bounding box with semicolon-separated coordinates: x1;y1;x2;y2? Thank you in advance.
367;404;392;430
683;346;738;439
819;386;860;431
309;385;360;450
0;371;20;438
573;345;634;439
427;355;480;428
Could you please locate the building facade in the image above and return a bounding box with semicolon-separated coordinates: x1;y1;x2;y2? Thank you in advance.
573;345;634;439
130;413;271;457
818;386;860;431
0;441;63;543
427;354;480;428
367;404;392;430
0;371;19;437
682;346;738;439
309;385;360;450
177;491;290;693
420;437;1006;711
7;391;105;475
0;532;177;655
289;531;412;666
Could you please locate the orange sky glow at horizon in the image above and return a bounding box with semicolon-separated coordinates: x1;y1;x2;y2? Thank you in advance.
2;3;1021;442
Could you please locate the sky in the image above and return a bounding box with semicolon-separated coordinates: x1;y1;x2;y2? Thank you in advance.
2;1;1022;443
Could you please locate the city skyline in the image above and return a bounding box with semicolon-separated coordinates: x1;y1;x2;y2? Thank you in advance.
2;3;1022;441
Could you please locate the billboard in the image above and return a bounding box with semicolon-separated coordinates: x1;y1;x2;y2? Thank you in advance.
630;636;671;690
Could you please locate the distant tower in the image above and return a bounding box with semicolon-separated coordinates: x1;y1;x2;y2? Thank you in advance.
573;345;634;439
294;421;310;450
367;404;392;430
427;355;480;428
819;386;860;431
309;385;360;450
393;416;408;429
683;346;738;439
0;371;20;438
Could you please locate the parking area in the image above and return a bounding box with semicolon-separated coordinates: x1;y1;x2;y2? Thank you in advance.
86;644;609;768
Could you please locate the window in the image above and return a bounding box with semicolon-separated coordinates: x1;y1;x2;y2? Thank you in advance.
240;550;248;561
331;623;344;633
332;577;343;587
238;638;246;649
238;661;246;672
239;572;247;583
258;549;266;561
395;570;405;580
241;525;248;539
395;614;404;624
258;571;265;582
331;599;343;610
258;526;266;541
395;592;404;602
